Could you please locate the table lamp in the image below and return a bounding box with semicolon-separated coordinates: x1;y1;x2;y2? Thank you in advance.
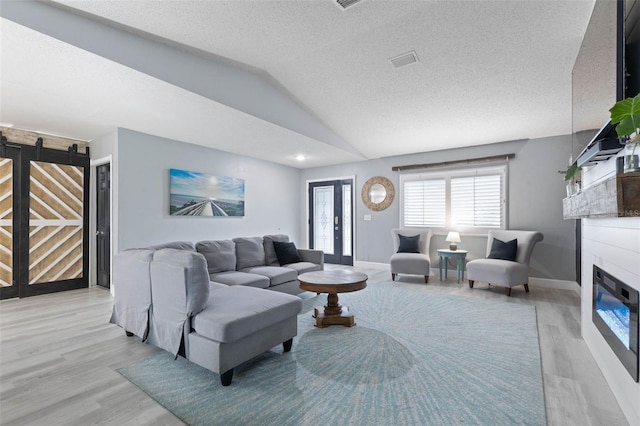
446;231;461;251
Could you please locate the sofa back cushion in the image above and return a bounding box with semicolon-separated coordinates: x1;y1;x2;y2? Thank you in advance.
233;237;266;270
152;249;210;316
147;249;210;356
263;234;290;266
146;241;196;251
196;240;236;273
110;249;155;339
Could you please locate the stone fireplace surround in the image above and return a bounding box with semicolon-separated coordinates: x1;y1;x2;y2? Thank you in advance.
580;160;640;425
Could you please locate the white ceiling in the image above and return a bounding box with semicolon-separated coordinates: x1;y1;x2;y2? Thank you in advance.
0;0;597;168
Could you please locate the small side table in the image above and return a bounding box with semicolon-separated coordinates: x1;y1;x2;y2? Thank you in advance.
437;249;468;283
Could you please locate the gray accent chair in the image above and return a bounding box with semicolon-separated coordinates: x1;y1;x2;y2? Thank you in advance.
466;230;543;296
390;228;433;283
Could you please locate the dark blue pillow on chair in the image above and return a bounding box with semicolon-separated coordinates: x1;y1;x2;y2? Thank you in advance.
488;238;517;261
397;234;420;253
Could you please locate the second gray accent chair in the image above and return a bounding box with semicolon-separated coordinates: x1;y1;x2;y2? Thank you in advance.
390;228;433;283
466;230;543;296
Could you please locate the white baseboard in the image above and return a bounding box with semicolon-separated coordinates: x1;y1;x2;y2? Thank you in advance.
354;261;389;270
529;277;580;294
353;262;578;293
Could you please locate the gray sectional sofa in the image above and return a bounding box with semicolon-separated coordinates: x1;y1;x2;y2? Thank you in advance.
110;235;323;385
196;234;324;294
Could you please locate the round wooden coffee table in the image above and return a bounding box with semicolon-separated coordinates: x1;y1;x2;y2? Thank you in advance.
298;270;368;328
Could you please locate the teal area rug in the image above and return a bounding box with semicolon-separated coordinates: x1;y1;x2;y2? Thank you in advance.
118;283;546;425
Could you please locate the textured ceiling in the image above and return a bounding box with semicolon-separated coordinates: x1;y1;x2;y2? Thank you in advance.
1;0;597;168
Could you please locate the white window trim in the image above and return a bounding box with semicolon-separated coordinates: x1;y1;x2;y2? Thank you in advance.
399;164;508;236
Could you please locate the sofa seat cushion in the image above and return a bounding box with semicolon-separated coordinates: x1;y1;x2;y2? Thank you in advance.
282;261;322;274
192;286;302;343
466;258;529;287
239;266;297;286
209;281;228;291
390;252;430;275
209;271;269;289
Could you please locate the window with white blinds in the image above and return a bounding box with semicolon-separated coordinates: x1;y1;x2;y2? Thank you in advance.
400;165;506;232
403;179;446;227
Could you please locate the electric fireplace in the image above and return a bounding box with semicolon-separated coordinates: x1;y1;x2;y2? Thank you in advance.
592;265;639;382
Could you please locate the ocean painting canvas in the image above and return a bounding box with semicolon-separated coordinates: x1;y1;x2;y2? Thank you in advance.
170;169;244;216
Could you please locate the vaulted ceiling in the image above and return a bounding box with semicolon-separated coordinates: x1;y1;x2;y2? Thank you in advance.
0;0;596;168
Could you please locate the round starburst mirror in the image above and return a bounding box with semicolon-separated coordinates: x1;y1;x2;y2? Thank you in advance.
361;176;394;211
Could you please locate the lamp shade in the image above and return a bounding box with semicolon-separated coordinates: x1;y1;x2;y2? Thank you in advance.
445;231;461;251
445;232;461;243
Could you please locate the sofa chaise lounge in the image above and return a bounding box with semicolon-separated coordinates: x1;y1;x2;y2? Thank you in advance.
110;235;322;385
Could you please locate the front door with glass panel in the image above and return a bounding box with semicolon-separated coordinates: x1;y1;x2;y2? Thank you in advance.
308;179;353;265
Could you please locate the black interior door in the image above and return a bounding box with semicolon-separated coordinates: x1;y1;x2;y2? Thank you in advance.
308;179;353;265
96;163;110;288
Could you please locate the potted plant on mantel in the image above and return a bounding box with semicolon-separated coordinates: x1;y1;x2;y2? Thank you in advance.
610;92;640;173
560;161;581;197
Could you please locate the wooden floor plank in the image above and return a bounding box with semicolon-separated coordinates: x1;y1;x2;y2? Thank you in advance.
0;266;629;425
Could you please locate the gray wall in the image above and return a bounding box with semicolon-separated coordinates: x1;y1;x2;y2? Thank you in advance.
104;128;575;281
116;128;302;250
301;134;576;281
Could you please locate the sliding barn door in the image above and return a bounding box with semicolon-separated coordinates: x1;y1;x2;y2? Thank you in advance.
0;140;89;299
0;147;18;299
29;161;84;285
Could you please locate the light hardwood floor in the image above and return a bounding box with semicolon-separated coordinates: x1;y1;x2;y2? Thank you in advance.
0;265;630;425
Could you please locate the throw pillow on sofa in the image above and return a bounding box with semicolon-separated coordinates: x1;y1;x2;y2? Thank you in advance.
263;234;290;266
273;241;302;265
196;240;236;273
233;237;266;270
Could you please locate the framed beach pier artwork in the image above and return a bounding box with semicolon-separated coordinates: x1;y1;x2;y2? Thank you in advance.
169;168;245;217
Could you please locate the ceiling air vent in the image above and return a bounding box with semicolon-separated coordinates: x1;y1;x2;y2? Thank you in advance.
336;0;364;10
389;51;419;69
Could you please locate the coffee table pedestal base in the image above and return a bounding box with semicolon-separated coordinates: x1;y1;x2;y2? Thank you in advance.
312;306;355;328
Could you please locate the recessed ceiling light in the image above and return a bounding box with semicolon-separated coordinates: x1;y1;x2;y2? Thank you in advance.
296;154;306;162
